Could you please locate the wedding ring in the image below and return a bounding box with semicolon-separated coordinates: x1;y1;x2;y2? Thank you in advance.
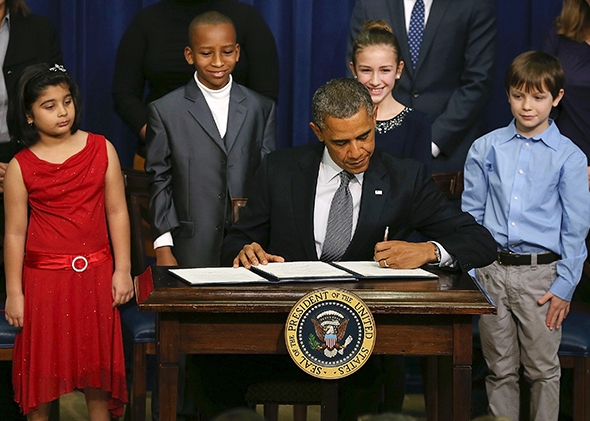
384;259;388;267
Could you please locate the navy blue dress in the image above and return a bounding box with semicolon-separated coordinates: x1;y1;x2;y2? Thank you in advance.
375;107;432;172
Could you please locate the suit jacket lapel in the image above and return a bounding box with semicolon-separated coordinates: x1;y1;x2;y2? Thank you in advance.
293;144;323;261
415;0;451;74
344;153;390;259
185;80;226;153
225;84;248;154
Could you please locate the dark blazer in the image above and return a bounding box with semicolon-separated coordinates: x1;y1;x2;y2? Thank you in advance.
146;79;275;267
1;12;61;161
349;0;497;172
221;143;496;271
3;13;62;100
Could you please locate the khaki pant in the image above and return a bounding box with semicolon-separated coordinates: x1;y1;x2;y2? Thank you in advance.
477;261;561;421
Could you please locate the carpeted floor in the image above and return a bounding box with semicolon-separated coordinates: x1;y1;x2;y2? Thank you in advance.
60;392;427;420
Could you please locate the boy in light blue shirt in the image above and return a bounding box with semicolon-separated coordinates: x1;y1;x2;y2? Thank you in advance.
462;51;590;421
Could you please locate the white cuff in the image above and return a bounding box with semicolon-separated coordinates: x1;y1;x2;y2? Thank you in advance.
431;142;440;158
428;241;456;268
154;232;174;249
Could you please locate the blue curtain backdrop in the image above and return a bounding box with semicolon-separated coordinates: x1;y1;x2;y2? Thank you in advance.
25;0;563;168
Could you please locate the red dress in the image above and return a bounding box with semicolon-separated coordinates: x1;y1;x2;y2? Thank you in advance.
12;133;127;417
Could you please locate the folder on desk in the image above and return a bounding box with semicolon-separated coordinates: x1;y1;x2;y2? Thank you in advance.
169;261;436;286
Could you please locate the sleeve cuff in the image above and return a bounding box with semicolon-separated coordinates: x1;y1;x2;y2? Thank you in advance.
429;241;456;269
154;232;174;249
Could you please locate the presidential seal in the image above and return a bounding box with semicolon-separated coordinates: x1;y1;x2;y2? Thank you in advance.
285;288;376;379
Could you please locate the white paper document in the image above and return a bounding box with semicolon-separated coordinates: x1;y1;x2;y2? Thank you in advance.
250;261;356;281
332;261;438;279
169;267;267;285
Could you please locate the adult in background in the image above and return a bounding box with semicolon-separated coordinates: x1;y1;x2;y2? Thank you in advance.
0;2;62;418
112;0;279;168
543;0;590;186
348;0;496;173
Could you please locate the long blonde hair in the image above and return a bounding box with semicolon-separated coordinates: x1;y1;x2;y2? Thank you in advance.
555;0;590;42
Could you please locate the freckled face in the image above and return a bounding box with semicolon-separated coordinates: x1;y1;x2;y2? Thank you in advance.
508;85;563;137
27;84;75;138
184;22;240;90
310;109;376;174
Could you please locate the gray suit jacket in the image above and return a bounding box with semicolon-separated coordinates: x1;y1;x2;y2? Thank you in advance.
349;0;497;172
145;79;276;267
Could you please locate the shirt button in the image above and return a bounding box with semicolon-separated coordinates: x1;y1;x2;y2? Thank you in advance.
218;193;226;200
519;170;524;174
511;222;516;226
526;142;530;147
412;91;419;98
514;196;518;200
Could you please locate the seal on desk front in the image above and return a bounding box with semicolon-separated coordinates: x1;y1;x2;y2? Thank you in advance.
285;288;376;379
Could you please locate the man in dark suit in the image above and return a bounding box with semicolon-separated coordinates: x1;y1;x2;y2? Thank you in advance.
348;0;497;173
221;78;496;420
222;78;495;271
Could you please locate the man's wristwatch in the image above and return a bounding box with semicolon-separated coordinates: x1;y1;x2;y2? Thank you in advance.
433;243;441;264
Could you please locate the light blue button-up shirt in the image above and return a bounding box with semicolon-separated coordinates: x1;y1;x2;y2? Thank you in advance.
462;119;590;301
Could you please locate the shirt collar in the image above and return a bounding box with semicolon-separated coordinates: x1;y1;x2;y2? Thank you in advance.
2;12;9;30
320;147;364;184
503;118;560;151
194;72;233;98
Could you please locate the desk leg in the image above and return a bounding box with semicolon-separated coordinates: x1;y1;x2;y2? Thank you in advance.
321;380;338;421
157;314;181;421
451;317;473;421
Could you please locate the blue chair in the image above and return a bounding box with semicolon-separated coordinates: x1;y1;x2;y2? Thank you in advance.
119;300;156;421
0;303;19;360
558;309;590;421
472;309;590;421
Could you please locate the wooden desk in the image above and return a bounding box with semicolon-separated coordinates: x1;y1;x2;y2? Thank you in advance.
135;266;496;421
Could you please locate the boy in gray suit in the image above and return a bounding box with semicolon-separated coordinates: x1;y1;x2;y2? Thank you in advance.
144;11;276;419
146;11;276;269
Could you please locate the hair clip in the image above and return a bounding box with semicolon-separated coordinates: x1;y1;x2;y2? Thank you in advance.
49;64;67;73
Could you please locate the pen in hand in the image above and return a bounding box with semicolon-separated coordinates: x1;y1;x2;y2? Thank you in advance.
383;226;389;241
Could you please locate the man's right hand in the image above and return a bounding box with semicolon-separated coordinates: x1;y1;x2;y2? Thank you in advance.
155;246;178;266
233;242;285;268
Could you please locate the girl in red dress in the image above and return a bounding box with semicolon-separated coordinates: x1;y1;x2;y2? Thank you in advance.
3;63;133;421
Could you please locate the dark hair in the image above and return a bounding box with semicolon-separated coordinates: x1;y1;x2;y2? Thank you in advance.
312;78;374;130
7;0;30;17
556;0;590;42
351;20;403;67
504;51;565;99
8;63;82;147
188;11;236;44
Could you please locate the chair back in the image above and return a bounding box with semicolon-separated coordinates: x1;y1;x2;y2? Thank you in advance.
123;169;153;276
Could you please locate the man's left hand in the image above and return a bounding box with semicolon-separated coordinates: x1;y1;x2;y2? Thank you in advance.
374;241;437;269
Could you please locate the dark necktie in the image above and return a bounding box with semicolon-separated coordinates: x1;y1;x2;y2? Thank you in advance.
321;171;355;262
408;0;425;69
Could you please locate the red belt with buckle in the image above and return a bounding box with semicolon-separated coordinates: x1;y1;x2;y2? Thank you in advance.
24;246;111;272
